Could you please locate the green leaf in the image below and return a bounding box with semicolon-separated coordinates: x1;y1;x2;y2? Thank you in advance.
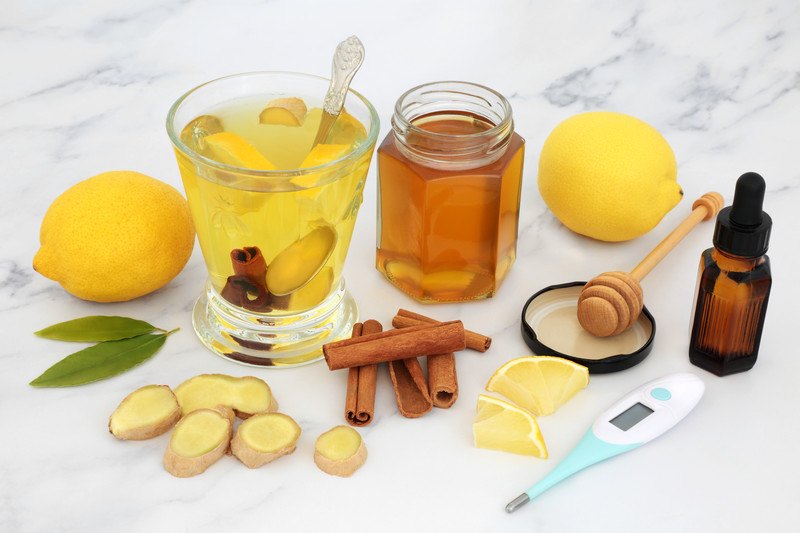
35;316;157;342
30;334;169;388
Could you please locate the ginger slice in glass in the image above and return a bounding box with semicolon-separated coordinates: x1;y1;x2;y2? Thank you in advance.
180;114;224;153
259;97;308;127
266;226;337;296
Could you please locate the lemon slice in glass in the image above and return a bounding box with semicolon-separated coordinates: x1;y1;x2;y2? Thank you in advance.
473;395;547;458
204;131;276;170
486;356;589;417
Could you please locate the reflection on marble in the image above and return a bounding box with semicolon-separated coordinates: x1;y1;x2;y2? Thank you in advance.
2;0;799;531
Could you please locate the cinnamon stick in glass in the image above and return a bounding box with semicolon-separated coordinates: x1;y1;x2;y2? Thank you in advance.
344;320;381;426
392;309;491;352
322;321;465;370
389;357;432;418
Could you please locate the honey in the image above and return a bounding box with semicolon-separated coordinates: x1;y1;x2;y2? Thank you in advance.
376;82;525;302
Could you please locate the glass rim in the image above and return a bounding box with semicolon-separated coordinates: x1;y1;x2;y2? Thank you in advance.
392;80;513;140
166;70;380;177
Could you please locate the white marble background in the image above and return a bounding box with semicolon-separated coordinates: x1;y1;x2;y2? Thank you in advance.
2;0;799;531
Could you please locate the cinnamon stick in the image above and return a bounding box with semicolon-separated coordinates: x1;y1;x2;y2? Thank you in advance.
221;246;271;311
344;320;381;426
389;357;432;418
323;321;466;370
393;309;491;352
231;246;267;283
427;352;458;409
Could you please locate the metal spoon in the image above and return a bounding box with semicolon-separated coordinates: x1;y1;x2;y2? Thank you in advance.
312;35;365;147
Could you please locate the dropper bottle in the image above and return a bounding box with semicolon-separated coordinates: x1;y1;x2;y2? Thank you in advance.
689;172;773;376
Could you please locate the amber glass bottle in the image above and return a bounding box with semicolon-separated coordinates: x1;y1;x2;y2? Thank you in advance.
689;172;772;376
376;82;524;302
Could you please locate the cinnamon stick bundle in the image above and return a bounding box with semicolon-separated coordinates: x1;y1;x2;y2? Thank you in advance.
389;357;432;418
392;309;491;352
323;321;465;370
344;320;381;426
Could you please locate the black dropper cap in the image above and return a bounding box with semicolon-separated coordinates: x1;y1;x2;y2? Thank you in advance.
713;172;772;257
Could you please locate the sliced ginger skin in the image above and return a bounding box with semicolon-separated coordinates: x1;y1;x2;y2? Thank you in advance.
314;425;367;477
259;97;307;126
174;374;277;418
163;406;233;478
109;385;181;440
231;412;301;468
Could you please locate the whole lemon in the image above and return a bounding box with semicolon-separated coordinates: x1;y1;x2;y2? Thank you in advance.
538;112;683;242
33;171;195;302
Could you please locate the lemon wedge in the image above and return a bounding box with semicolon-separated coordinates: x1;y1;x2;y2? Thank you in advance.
204;131;276;170
486;356;589;417
300;144;350;168
473;395;547;458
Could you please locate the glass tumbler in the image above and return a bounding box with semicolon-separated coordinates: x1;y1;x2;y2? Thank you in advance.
167;72;379;367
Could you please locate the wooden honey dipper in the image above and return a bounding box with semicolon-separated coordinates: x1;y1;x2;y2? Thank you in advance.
577;192;724;337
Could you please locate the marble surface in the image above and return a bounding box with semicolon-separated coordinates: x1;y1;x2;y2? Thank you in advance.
2;1;799;531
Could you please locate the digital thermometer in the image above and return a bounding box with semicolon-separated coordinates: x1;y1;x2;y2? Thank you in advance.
506;372;704;513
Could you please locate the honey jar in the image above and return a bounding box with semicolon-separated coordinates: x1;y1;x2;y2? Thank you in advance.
376;81;525;302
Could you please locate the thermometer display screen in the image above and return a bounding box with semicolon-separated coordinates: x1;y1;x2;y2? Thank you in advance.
609;402;654;431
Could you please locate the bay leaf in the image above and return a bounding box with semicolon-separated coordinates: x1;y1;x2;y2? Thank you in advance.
30;333;169;388
35;316;157;342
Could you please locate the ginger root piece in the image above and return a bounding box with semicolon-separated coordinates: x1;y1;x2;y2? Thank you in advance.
163;406;233;478
314;425;367;477
180;114;224;153
109;385;181;440
259;97;307;126
174;374;277;418
231;412;301;468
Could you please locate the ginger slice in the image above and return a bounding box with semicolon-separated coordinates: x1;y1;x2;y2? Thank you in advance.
180;114;224;153
109;384;181;440
231;412;301;468
266;225;337;296
174;374;278;419
163;406;233;478
259;97;307;126
314;425;367;477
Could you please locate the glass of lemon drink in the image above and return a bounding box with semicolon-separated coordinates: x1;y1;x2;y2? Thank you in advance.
167;72;379;367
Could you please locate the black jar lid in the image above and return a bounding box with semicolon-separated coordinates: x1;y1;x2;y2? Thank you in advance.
520;282;656;374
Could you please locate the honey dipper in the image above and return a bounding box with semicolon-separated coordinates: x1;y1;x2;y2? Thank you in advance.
577;192;724;337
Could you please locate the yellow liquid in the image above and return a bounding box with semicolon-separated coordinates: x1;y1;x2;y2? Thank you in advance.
176;96;370;314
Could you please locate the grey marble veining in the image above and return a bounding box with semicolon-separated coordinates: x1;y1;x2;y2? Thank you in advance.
2;0;799;532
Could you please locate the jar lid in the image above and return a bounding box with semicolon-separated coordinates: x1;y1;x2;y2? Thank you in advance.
520;282;656;373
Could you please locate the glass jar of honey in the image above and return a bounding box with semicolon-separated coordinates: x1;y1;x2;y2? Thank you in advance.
376;81;525;302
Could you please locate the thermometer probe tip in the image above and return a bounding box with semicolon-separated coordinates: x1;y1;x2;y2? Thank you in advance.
505;494;530;513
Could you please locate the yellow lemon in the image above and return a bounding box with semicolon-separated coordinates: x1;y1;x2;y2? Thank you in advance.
473;395;547;458
538;111;683;241
33;171;195;302
486;356;589;416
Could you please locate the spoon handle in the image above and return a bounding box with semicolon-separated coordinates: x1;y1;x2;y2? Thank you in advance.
629;192;724;281
313;35;365;146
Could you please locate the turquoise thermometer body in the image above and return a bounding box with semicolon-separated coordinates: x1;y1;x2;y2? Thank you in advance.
506;372;705;513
